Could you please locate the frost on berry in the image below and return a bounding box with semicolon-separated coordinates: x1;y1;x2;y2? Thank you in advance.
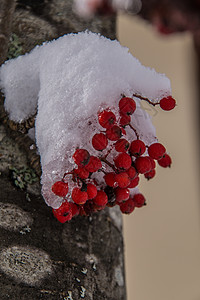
0;31;175;221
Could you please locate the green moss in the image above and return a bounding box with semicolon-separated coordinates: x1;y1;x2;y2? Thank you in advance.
7;34;23;59
9;166;38;190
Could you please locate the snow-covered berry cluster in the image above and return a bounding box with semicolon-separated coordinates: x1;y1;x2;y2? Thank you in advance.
52;95;175;223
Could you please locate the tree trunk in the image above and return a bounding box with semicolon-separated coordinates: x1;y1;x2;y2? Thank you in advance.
0;1;126;299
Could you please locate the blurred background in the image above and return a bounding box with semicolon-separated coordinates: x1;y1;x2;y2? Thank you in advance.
117;14;200;300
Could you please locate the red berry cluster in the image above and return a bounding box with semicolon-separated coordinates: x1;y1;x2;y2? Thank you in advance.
52;95;175;223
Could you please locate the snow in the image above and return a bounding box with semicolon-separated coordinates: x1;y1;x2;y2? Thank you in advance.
0;31;171;209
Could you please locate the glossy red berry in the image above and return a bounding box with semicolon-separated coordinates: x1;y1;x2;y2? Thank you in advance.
115;172;130;188
119;113;131;127
85;156;102;172
70;203;80;217
115;187;130;203
129;140;146;157
104;172;118;187
115;138;130;152
127;175;139;188
52;181;69;197
74;167;89;179
114;153;132;170
159;96;176;111
106;125;122;141
127;166;137;179
135;156;152;174
53;201;72;223
119;97;136;115
158;154;172;168
148;156;156;169
73;149;90;167
144;169;156;180
87;183;98;199
98;110;116;128
92;133;108;151
148;143;166;160
119;198;135;214
133;193;146;208
93;190;108;206
72;187;88;205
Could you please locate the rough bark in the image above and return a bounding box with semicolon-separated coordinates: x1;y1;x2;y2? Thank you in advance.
0;1;126;299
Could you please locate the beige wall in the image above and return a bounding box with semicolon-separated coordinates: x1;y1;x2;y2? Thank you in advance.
117;15;200;300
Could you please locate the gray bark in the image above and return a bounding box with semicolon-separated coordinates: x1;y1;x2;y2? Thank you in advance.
0;1;126;299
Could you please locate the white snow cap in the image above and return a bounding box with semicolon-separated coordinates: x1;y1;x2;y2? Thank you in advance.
73;0;142;17
0;31;171;208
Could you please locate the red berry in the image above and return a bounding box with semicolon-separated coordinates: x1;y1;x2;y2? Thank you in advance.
119;97;136;115
114;153;132;170
129;139;146;157
121;127;127;136
98;110;116;128
160;96;176;111
74;167;89;179
148;143;166;160
115;172;130;188
73;149;90;167
72;187;88;205
158;154;172;168
127;166;137;179
127;176;139;188
87;183;98;199
106;125;122;141
115;187;130;203
119;113;131;127
119;198;135;214
115;138;130;152
133;193;146;208
135;156;152;174
92;133;108;151
93;190;108;206
104;172;118;187
148;156;156;169
70;203;80;217
144;169;156;180
85;156;102;172
53;201;72;223
52;181;69;197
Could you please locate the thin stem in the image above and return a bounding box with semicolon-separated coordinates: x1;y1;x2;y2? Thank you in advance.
128;123;140;140
132;93;160;106
100;157;117;172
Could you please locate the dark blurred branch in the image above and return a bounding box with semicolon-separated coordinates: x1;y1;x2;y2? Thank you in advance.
0;0;16;66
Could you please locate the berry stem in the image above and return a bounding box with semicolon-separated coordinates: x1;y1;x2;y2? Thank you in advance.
100;157;117;172
132;93;159;106
128;123;140;140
